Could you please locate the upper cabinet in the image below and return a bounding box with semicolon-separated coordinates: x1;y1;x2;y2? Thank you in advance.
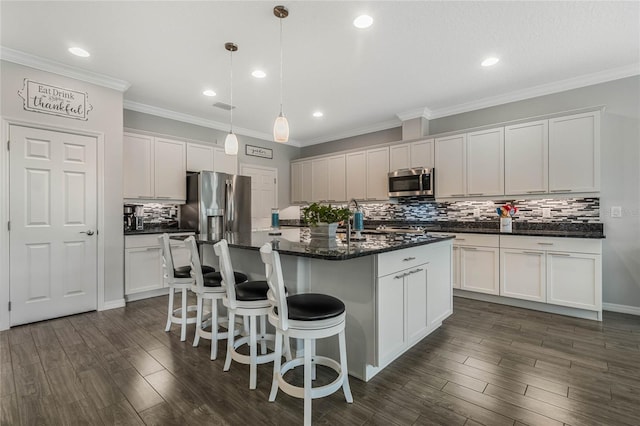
311;157;329;202
327;154;347;202
291;160;312;204
548;111;600;194
345;152;367;200
186;143;238;175
466;128;504;197
124;133;186;202
504;120;548;195
434;134;466;197
366;147;390;201
389;139;434;171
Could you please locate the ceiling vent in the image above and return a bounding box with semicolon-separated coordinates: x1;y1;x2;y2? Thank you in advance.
213;102;235;111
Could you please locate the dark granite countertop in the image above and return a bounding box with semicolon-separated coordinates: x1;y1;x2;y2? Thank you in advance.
171;228;454;261
280;219;605;239
125;227;196;236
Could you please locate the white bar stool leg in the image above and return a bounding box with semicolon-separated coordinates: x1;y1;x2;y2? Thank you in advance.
249;315;258;390
210;298;218;360
310;339;317;380
224;311;235;372
180;288;188;341
269;331;282;402
339;329;353;403
259;315;267;355
165;288;174;332
193;295;203;347
304;337;312;426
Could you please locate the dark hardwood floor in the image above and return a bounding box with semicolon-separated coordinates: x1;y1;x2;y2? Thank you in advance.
1;295;639;425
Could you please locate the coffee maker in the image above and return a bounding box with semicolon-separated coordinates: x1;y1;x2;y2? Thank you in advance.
134;205;145;230
123;205;135;231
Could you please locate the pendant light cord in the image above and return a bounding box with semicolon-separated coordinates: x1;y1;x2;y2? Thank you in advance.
229;48;234;133
279;16;284;115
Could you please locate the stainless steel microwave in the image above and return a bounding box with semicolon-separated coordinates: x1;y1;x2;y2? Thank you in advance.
388;167;434;198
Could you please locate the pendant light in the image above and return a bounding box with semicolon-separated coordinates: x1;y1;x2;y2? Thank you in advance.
224;42;239;155
273;5;289;143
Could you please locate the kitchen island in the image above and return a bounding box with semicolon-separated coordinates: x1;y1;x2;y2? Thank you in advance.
191;228;454;381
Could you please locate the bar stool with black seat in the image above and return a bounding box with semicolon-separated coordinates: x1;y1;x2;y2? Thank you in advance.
259;243;353;426
185;236;247;360
213;239;289;389
160;233;213;342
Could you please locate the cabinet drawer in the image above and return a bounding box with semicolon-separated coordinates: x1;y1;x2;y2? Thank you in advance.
450;233;499;248
125;233;194;249
500;235;601;254
377;246;428;277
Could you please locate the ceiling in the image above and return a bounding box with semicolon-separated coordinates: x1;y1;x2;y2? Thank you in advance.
1;1;639;147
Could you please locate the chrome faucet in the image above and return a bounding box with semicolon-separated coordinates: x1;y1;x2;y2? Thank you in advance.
346;198;359;243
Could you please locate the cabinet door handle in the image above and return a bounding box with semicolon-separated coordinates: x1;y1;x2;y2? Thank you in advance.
451;194;465;197
468;193;484;196
455;238;466;241
412;268;424;274
403;257;416;262
464;247;478;251
145;247;159;251
537;242;554;246
523;251;543;255
550;189;571;192
526;190;546;194
155;196;171;199
550;252;571;257
394;274;406;280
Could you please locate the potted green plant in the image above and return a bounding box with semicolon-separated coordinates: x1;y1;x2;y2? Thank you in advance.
302;202;351;239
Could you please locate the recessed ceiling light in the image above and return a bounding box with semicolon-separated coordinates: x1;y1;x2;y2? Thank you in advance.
202;89;217;97
68;47;90;57
312;111;323;118
252;70;266;78
481;57;500;67
353;15;373;29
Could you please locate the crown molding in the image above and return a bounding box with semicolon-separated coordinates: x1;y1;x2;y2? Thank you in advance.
427;63;640;119
396;107;433;121
0;46;131;92
124;101;301;147
301;118;401;146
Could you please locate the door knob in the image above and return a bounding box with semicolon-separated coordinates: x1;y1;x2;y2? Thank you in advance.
80;230;94;236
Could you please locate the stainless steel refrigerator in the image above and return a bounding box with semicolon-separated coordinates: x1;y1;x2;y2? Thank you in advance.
180;171;251;237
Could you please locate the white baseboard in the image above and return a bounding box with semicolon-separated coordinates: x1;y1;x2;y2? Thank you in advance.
100;298;126;311
602;302;640;316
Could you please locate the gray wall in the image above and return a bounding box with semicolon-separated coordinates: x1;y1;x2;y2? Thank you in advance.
124;110;300;208
305;76;640;309
300;126;402;158
1;60;125;322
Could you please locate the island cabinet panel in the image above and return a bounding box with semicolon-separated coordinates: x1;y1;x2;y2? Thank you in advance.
377;272;407;365
548;111;600;194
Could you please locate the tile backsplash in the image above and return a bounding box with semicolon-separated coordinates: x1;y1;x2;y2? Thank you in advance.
320;198;600;224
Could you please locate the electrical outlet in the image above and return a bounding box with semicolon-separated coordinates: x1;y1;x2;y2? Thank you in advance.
542;208;551;218
473;208;480;217
611;206;622;218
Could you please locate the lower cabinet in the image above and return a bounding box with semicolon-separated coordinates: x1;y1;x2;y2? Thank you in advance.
377;241;453;368
124;233;192;296
499;235;602;313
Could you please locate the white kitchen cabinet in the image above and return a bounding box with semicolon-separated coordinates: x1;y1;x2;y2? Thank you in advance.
327;154;346;202
186;143;214;172
434;134;466;197
548;111;600;194
547;251;601;311
123;133;154;199
124;234;192;296
500;248;546;302
454;234;500;295
346;151;367;200
311;157;329;202
452;245;460;289
154;138;186;200
213;146;238;175
366;147;390;201
389;139;434;171
499;235;602;314
405;266;429;345
377;271;407;365
291;160;313;203
466;128;504;196
504;120;548;195
123;133;186;202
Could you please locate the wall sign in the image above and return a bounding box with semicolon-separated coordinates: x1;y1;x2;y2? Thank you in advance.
18;79;93;120
245;144;273;159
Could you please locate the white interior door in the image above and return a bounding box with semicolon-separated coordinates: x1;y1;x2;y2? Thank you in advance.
240;165;277;230
9;125;97;326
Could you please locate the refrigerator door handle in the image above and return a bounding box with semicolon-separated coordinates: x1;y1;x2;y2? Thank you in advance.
225;179;233;231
